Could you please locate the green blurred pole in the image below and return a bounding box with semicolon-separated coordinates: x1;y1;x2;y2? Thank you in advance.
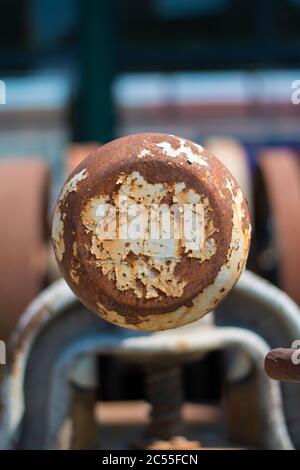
78;0;116;143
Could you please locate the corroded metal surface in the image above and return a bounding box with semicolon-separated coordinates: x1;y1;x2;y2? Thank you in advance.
52;133;251;331
145;363;183;440
265;348;300;383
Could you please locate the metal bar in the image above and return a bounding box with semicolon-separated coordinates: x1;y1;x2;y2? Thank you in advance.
1;270;299;449
265;348;300;383
234;270;300;340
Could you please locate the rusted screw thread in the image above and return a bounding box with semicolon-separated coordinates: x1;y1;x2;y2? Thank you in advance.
145;363;184;439
265;348;300;382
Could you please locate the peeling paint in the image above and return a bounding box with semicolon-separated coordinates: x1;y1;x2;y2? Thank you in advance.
52;206;65;262
70;267;80;284
59;169;87;203
95;182;251;332
70;241;81;284
72;242;78;257
52;168;88;262
81;171;216;300
156;137;207;166
137;148;152;158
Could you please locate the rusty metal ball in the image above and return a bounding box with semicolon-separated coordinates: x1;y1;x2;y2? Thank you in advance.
52;133;251;331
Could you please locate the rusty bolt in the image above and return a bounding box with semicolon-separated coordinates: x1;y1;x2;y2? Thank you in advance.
52;133;251;331
145;363;184;440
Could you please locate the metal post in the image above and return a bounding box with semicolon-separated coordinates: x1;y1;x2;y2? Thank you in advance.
78;0;116;143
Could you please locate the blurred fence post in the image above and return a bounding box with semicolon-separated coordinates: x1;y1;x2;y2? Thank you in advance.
78;0;116;143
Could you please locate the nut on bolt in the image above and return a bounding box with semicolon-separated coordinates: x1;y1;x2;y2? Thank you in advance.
52;133;251;331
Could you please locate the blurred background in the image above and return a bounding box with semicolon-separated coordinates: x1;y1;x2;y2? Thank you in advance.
1;0;300;184
1;0;300;450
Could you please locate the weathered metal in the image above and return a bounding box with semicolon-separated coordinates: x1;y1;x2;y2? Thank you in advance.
265;348;300;383
68;355;98;449
69;386;97;450
52;133;251;331
145;363;184;440
0;270;297;449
